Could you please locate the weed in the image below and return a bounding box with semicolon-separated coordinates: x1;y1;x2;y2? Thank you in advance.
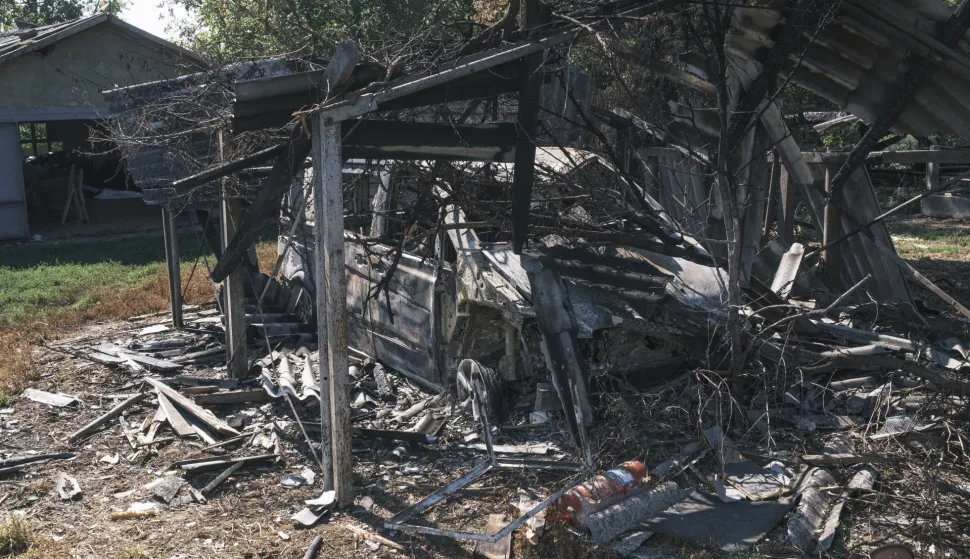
117;546;153;559
0;515;32;556
0;390;13;407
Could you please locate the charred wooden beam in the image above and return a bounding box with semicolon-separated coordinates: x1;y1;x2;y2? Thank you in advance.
170;144;286;194
209;127;312;284
511;54;542;254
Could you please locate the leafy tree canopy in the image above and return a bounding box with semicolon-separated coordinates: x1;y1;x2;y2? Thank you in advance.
167;0;482;61
0;0;123;29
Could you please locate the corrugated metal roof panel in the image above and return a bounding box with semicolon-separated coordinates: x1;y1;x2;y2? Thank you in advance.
730;0;970;141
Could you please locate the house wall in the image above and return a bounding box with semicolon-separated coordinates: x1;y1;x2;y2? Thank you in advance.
0;24;197;120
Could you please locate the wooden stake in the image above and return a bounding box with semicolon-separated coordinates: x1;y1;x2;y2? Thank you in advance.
778;165;796;245
75;169;88;222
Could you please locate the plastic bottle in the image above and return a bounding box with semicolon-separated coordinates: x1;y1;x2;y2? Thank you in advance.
555;461;648;525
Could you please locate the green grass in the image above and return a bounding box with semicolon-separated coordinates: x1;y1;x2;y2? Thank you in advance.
0;231;212;328
0;226;279;393
889;221;970;261
0;516;32;556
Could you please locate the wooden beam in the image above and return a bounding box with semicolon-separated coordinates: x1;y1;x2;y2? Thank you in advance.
209;127;312;284
170;144;285;194
761;153;780;245
778;165;796;245
161;207;183;329
69;391;148;443
820;165;842;291
343;121;517;148
799;149;970;165
218;132;248;380
320;41;360;97
312;113;353;506
511;54;542;254
926;145;941;192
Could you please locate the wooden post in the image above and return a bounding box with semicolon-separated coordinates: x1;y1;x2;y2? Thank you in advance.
311;113;353;506
511;52;542;254
926;144;941;192
821;165;842;290
219;131;248;379
161;207;183;328
60;164;76;224
762;153;780;245
75;169;89;222
778;165;796;245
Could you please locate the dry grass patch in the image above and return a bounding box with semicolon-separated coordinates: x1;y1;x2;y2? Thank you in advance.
0;229;278;393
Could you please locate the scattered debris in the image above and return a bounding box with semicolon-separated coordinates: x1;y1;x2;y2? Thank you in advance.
54;472;82;501
303;535;324;559
110;502;159;520
344;524;404;551
473;514;512;559
22;388;76;407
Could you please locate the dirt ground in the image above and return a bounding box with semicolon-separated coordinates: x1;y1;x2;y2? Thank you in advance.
0;318;599;559
4;216;970;559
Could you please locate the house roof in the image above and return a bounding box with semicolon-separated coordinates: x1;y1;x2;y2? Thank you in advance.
0;14;203;67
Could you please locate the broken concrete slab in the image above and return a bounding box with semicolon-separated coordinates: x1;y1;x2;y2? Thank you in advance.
921;193;970;219
145;476;186;504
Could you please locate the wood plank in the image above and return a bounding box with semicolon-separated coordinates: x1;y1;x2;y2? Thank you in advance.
60;164;75;224
94;344;182;372
144;378;240;437
820;165;842;290
511;54;542;253
312;114;350;503
156;392;195;437
474;514;512;559
801;453;889;465
69;391;148;443
161;207;183;328
219;131;248;380
778;165;796;245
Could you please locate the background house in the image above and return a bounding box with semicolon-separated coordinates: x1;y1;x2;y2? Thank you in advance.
0;14;204;241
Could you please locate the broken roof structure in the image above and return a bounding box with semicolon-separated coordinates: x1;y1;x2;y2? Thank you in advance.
91;0;970;554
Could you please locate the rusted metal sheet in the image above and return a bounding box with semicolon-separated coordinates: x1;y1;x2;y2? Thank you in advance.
343;239;444;389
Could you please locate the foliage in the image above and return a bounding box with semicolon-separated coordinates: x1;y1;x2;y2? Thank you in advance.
0;0;123;29
166;0;478;61
0;516;32;556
